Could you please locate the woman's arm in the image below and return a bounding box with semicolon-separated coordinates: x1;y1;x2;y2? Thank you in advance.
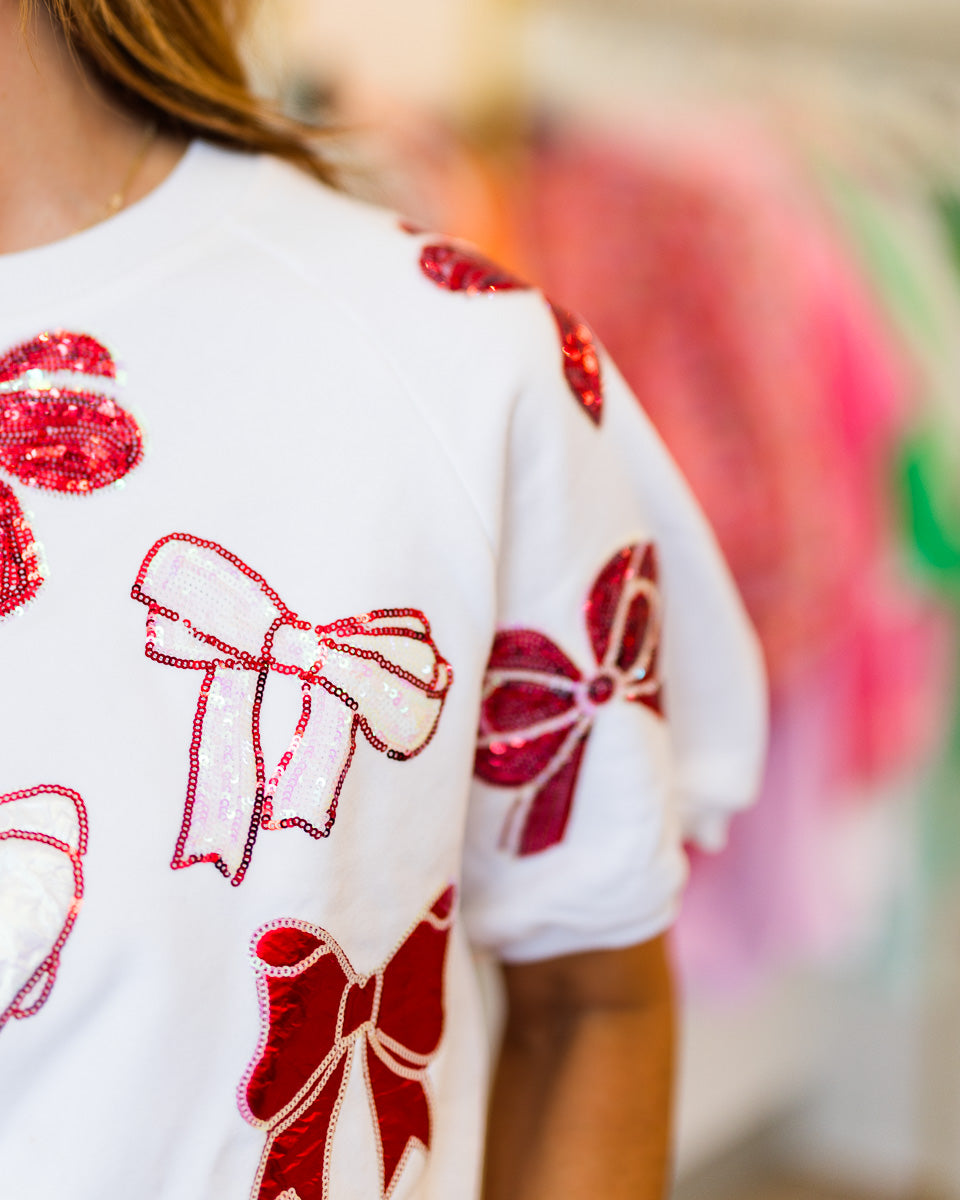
482;935;676;1200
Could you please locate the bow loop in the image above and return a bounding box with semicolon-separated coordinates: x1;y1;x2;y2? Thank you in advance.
136;533;285;667
0;331;140;492
586;543;661;688
0;331;143;617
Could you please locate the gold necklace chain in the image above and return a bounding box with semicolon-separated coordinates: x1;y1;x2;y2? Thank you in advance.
74;120;158;235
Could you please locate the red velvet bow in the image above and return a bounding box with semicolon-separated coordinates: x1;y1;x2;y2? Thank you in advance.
240;886;455;1200
417;242;604;424
475;544;663;855
0;331;143;616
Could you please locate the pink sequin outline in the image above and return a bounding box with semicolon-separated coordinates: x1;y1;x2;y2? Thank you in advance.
238;885;456;1200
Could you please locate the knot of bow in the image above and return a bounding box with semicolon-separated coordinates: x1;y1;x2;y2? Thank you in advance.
131;534;453;886
475;543;663;856
240;886;455;1200
0;331;142;616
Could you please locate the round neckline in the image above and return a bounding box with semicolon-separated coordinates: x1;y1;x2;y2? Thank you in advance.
0;140;265;319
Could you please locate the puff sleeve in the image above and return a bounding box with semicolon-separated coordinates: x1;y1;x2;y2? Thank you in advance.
460;297;767;963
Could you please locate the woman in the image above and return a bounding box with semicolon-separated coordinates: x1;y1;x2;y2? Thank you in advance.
0;2;766;1198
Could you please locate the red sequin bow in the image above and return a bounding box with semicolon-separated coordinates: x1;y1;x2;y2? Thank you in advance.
131;534;453;886
239;886;455;1200
416;241;604;425
0;331;143;616
0;786;88;1033
475;544;663;855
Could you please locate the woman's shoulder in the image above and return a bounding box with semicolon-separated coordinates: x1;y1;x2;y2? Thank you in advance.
227;149;550;354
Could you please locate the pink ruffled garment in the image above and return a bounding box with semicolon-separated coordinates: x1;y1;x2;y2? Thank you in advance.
517;123;953;749
515;130;864;673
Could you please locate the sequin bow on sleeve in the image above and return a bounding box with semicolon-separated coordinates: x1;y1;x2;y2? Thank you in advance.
131;534;453;886
0;331;143;616
239;886;455;1200
475;544;663;856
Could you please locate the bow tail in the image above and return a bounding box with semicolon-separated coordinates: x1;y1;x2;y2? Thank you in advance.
364;1040;431;1198
174;665;265;884
508;726;592;857
5;954;58;1023
262;687;357;838
253;1053;350;1200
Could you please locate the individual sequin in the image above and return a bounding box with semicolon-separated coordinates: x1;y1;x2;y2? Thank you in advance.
475;543;663;855
0;331;143;616
415;240;605;424
131;534;454;887
239;886;455;1200
0;785;88;1032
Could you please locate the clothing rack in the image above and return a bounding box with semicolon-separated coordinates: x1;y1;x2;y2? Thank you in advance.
546;0;960;65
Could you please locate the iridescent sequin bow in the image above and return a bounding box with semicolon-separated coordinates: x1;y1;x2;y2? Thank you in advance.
0;785;88;1033
131;534;453;886
240;886;455;1200
475;544;663;855
0;331;143;616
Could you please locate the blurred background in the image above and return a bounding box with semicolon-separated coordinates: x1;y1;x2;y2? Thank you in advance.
246;2;960;1197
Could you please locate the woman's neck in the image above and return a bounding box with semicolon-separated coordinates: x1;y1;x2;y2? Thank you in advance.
0;1;186;254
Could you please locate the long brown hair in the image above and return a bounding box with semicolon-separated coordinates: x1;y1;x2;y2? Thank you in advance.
21;0;336;183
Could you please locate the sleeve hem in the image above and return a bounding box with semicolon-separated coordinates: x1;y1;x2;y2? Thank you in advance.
490;899;680;965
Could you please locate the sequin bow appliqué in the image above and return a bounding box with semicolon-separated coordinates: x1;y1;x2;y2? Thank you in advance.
416;241;604;425
0;786;88;1033
239;886;455;1200
0;332;143;616
475;544;663;856
131;534;453;886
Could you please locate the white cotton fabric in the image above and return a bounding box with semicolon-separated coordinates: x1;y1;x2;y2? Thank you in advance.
0;142;766;1200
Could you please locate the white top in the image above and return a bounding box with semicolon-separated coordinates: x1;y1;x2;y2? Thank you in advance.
0;142;766;1200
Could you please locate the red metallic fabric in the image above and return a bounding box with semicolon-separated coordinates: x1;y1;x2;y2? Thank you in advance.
240;887;455;1199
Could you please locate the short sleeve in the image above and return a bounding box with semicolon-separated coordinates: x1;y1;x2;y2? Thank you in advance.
461;300;767;963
